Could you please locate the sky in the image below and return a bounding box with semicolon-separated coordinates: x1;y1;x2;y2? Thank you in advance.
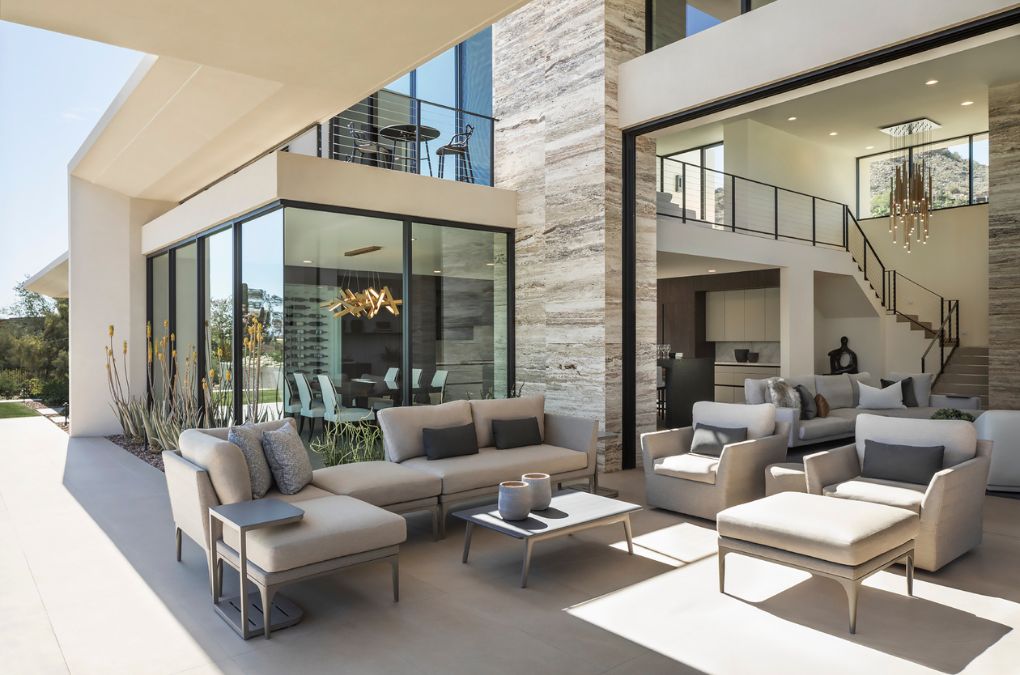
0;21;142;311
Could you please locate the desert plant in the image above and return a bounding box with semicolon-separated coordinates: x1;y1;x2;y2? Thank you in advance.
310;417;383;467
201;321;234;428
105;325;147;443
143;320;202;452
931;408;976;422
239;314;282;423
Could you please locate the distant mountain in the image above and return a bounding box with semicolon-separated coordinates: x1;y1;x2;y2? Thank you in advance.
867;147;988;216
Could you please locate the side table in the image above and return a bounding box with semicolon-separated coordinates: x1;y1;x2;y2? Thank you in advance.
209;499;305;639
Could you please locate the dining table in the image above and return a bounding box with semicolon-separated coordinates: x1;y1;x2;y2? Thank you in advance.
378;124;441;175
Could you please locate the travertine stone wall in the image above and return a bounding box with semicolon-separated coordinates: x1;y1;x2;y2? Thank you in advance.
989;81;1020;409
494;0;656;471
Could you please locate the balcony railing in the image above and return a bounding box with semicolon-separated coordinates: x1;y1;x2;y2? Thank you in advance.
326;90;495;186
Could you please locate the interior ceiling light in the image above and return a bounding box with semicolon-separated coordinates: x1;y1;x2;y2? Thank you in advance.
881;118;938;252
302;259;313;264
961;100;974;106
828;131;838;136
787;116;797;121
707;269;717;273
865;145;875;150
433;269;442;274
322;267;401;320
344;245;382;257
925;79;939;85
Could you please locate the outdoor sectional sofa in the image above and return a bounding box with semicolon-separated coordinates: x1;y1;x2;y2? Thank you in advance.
744;371;982;448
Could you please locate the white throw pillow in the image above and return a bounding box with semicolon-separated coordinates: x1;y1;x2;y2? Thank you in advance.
857;381;905;410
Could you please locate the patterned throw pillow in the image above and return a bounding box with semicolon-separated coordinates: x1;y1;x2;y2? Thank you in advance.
227;424;273;499
765;377;801;413
262;422;313;495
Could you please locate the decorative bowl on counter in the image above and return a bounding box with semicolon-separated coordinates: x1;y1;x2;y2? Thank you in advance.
747;352;759;363
734;349;749;363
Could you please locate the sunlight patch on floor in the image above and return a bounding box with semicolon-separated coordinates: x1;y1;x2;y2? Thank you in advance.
607;521;719;566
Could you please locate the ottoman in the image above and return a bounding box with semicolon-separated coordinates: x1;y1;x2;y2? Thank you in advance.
765;462;807;496
717;492;919;633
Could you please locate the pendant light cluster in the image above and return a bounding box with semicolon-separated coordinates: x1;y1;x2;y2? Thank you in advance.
320;246;402;319
881;118;939;253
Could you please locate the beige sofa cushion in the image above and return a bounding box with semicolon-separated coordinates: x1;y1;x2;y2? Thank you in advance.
264;485;335;504
855;413;977;467
312;461;441;506
815;374;854;409
468;395;546;448
717;492;919;567
692;401;776;439
798;416;854;441
823;477;926;514
179;428;252;505
402;444;586;495
221;495;406;573
377;401;473;462
653;453;719;484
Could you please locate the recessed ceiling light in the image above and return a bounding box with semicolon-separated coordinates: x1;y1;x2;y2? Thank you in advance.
787;116;797;121
961;100;974;106
707;269;717;273
485;262;495;266
865;145;874;150
925;79;939;85
433;269;442;274
302;259;313;264
828;131;838;136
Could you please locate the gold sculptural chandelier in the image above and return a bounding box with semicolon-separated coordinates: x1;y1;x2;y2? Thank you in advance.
881;118;939;252
321;247;402;319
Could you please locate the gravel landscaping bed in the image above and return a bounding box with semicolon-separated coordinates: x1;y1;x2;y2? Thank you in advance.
107;435;165;472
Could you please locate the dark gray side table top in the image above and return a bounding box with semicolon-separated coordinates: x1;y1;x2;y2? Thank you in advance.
210;498;304;530
452;490;641;539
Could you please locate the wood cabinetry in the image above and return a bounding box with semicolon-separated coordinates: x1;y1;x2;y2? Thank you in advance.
764;286;781;341
744;288;765;341
706;291;726;342
713;364;781;402
704;287;780;342
723;290;745;341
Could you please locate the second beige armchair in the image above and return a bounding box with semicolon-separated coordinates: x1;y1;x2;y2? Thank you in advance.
641;402;789;520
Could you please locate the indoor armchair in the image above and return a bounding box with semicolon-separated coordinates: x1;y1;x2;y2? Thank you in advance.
641;402;789;521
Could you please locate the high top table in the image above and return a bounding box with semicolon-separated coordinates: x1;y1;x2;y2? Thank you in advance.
453;490;641;588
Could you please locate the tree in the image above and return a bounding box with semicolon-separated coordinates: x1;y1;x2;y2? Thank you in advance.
0;279;67;405
1;277;55;319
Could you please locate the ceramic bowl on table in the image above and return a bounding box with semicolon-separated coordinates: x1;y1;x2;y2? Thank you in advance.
498;481;532;521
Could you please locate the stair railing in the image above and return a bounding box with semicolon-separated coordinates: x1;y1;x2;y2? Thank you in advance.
921;299;960;377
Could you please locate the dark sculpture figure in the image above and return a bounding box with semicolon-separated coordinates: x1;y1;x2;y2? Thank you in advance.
828;336;859;374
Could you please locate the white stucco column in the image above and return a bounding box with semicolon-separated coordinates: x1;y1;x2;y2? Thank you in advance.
68;177;171;436
780;265;815;377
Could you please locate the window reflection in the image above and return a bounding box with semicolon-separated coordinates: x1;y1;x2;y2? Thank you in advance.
241;210;284;421
150;253;169;396
204;228;233;420
174;243;198;397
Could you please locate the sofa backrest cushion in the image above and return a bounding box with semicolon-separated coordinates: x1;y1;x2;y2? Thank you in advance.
469;395;546;448
888;372;934;408
179;428;253;504
377;400;473;462
744;378;768;405
692;401;776;440
855;413;977;467
849;372;872;406
785;376;816;396
815;374;853;409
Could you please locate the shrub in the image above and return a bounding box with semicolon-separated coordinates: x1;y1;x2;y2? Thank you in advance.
0;369;40;398
40;379;68;407
931;408;976;422
310;417;383;467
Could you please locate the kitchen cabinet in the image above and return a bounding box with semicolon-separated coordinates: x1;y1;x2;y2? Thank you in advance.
744;288;765;341
706;291;726;342
704;286;780;343
765;286;780;341
723;290;745;341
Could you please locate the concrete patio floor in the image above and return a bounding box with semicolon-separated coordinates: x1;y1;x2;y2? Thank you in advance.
2;415;1019;675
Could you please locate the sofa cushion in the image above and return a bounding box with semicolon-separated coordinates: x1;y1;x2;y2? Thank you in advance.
765;377;800;412
312;461;441;506
798;416;854;441
690;423;747;457
262;422;313;495
744;378;768;405
469;396;546;448
653;453;719;484
857;381;905;410
423;422;479;460
889;372;934;407
221;495;406;573
492;417;542;450
377;400;473;462
849;372;872;406
871;407;942;420
883;377;918;407
855;414;976;467
822;477;926;514
861;439;944;485
815;374;853;409
785;376;816;397
179;428;253;505
814;394;830;418
717;492;919;567
796;385;817;420
692;401;775;440
264;484;334;503
402;445;587;495
227;424;274;499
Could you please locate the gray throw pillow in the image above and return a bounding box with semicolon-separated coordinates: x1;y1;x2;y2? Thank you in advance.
861;439;944;485
796;384;817;420
262;422;313;495
227;424;273;499
882;377;918;407
690;423;748;457
765;377;800;412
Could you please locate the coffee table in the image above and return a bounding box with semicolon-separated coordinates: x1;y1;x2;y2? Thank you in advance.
453;490;641;587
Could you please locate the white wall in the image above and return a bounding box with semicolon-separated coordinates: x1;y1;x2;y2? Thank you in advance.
860;204;988;347
620;0;1019;128
814;311;885;376
68;178;173;436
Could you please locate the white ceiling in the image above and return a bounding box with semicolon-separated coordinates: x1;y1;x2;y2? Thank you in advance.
656;34;1020;156
1;0;526;202
657;252;774;279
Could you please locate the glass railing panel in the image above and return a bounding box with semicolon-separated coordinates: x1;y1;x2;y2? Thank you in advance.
815;200;845;248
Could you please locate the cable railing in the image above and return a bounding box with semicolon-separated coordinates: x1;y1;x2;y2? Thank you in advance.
656;154;961;378
326;90;495;186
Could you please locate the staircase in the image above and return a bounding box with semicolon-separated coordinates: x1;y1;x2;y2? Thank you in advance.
933;346;989;408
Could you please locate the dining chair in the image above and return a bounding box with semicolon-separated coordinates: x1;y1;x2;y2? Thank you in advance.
317;374;374;425
347;122;393;169
429;370;449;405
283;376;302;417
436;125;475;183
293;372;326;438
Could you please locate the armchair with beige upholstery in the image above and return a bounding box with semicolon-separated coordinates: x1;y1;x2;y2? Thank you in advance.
641;401;790;520
804;414;991;571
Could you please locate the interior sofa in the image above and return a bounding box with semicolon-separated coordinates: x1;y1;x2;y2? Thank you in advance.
165;418;407;638
377;395;598;537
641;401;790;521
803;414;991;571
745;371;981;448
